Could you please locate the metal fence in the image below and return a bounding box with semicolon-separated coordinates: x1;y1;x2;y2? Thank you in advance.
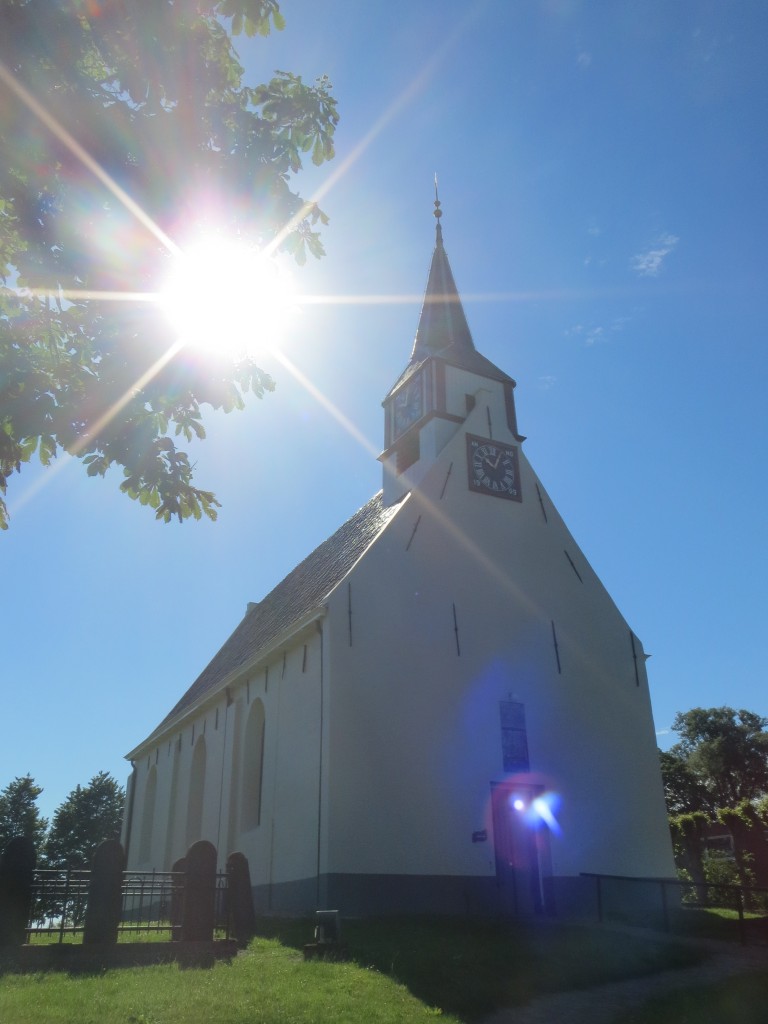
582;872;768;946
26;867;230;943
27;867;91;942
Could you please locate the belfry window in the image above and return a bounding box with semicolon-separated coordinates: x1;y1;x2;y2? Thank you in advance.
397;432;420;474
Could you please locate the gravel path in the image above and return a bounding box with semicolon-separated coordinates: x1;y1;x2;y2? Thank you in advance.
482;937;767;1024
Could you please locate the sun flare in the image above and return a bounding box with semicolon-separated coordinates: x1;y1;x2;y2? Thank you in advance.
160;238;297;356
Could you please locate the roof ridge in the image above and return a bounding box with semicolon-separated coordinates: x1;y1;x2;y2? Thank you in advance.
133;492;402;746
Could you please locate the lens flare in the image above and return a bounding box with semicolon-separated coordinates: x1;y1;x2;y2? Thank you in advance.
507;790;562;834
160;238;297;355
532;793;562;835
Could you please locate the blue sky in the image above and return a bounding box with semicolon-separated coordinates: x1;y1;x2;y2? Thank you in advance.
3;0;767;822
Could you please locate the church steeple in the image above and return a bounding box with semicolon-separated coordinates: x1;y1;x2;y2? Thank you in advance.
410;187;475;361
380;191;523;506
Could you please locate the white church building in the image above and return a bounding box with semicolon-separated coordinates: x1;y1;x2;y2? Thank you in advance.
122;200;674;916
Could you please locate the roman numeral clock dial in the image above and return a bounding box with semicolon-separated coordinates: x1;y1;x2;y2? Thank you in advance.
466;434;522;502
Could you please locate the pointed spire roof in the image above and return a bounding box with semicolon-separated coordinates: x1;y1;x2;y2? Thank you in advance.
410;188;475;359
387;188;512;396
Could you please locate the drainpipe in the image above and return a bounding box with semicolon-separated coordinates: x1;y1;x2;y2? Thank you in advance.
315;620;325;908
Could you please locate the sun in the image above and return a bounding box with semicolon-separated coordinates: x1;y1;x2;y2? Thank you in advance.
159;237;297;356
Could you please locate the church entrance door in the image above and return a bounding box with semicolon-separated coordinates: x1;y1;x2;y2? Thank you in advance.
490;780;551;915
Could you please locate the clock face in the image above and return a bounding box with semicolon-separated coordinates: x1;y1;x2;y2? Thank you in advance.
392;372;424;439
466;434;522;501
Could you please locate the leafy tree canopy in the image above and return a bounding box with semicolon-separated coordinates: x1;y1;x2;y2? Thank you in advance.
0;774;48;853
0;0;338;528
662;707;768;814
659;748;710;816
44;770;125;869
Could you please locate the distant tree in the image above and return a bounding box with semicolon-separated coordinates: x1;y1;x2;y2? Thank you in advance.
0;0;338;528
663;707;768;813
668;811;710;892
0;775;47;854
44;772;124;869
659;748;710;815
717;802;768;890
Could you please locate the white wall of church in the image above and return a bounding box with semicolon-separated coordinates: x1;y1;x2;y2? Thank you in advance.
126;630;325;901
231;633;324;897
323;380;674;887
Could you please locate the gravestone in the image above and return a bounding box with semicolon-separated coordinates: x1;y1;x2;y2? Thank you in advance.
0;837;36;946
181;841;216;942
226;852;256;945
83;839;125;945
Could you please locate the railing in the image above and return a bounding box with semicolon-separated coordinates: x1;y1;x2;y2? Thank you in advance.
121;867;231;938
119;869;184;938
582;872;768;946
0;838;256;973
27;867;91;942
25;867;232;943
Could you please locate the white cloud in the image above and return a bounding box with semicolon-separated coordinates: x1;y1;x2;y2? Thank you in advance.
566;315;632;347
584;326;604;345
538;375;556;390
632;233;679;277
577;51;592;68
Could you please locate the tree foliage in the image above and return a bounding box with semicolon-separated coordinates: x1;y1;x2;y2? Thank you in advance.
44;771;124;869
659;748;710;816
717;802;768;891
0;0;338;527
668;811;710;889
0;774;48;854
662;707;768;814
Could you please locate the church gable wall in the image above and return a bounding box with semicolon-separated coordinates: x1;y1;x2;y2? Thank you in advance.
323;398;673;890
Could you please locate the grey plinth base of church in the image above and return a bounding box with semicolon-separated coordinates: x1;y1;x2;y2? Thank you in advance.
122;195;675;919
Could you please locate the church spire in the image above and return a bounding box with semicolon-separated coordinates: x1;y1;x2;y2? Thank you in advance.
410;184;475;361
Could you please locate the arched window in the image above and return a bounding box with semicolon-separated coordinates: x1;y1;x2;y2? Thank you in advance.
241;700;265;831
164;741;181;868
186;735;207;847
139;766;157;864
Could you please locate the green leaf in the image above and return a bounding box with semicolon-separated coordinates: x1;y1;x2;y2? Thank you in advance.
0;0;335;528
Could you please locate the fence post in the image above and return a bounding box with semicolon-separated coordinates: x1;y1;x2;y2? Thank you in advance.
736;886;745;946
83;839;125;946
0;837;36;946
595;875;603;923
226;852;256;945
181;841;217;942
660;880;669;933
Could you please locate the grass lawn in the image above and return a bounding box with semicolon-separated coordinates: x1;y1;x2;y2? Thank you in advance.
614;970;768;1024
668;906;768;945
0;917;706;1024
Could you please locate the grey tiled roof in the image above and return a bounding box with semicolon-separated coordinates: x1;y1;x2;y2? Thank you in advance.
141;492;401;744
387;224;513;396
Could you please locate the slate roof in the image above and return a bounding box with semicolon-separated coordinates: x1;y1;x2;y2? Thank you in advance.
388;220;513;396
136;492;401;749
